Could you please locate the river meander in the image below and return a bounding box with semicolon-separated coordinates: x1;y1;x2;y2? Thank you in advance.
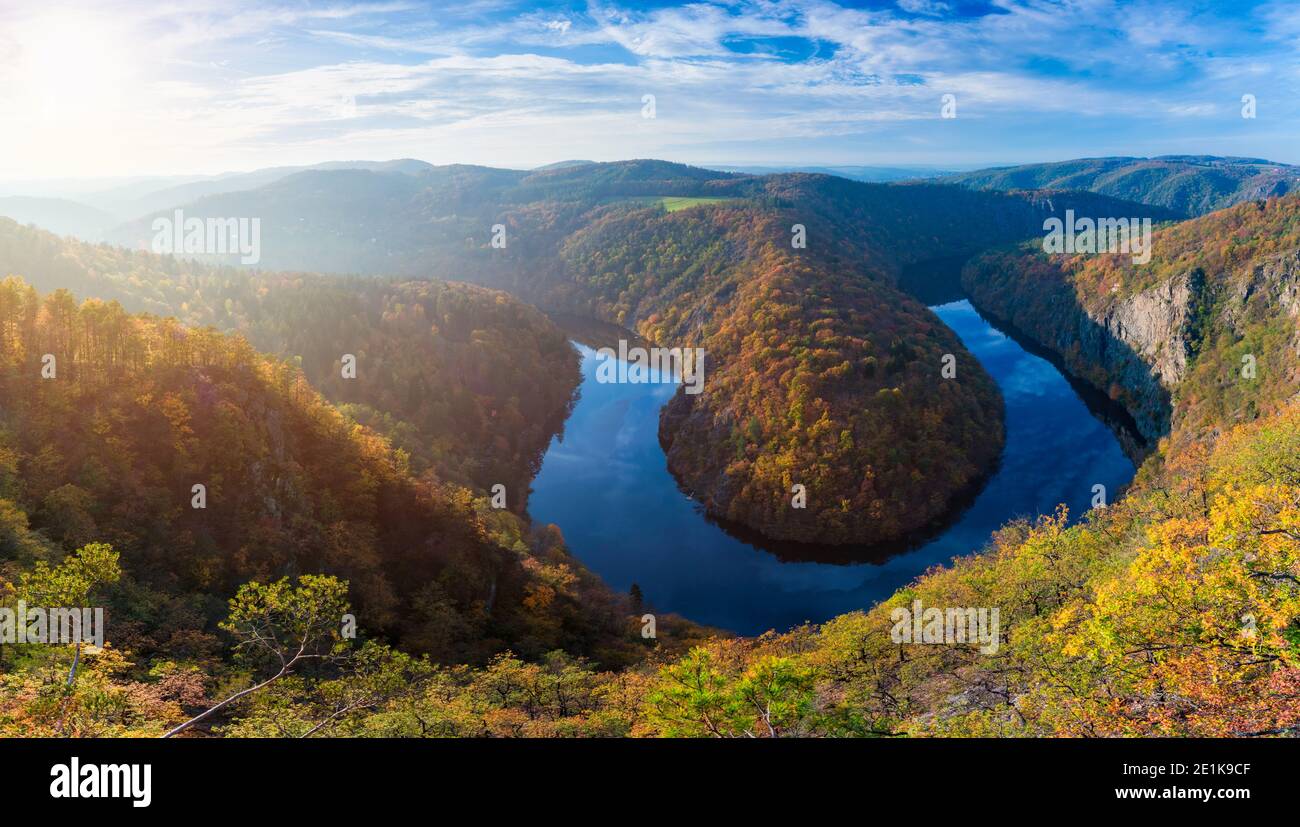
529;299;1136;634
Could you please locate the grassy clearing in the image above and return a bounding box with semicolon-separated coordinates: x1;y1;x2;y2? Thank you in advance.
614;196;741;212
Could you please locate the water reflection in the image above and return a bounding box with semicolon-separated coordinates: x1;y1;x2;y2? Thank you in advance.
529;300;1136;635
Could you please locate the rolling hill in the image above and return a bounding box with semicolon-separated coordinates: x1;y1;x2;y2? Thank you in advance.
102;160;1177;545
0;196;117;241
0;276;655;669
941;155;1300;217
3;159;1298;739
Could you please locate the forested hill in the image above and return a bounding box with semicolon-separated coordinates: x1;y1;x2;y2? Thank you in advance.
103;160;1174;547
0;218;578;503
107;159;1180;284
2;169;1296;737
963;192;1300;455
940;155;1300;217
0;278;673;677
164;186;1300;738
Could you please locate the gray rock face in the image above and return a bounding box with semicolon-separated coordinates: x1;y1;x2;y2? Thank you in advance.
1095;274;1193;389
1097;250;1300;383
966;244;1300;453
1235;249;1300;323
1234;251;1300;403
962;263;1178;449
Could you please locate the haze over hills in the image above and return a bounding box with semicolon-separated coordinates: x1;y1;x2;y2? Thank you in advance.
5;159;1298;738
533;160;597;170
8;154;1259;249
103;158;1176;546
0;155;1201;247
109;159;438;220
0;196;117;241
0;160;442;242
106;157;1179;281
940;155;1300;217
706;164;958;182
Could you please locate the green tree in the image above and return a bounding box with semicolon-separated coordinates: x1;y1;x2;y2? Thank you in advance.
163;574;352;738
16;542;121;689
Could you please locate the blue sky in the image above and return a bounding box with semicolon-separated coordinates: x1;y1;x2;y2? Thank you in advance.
1;0;1297;178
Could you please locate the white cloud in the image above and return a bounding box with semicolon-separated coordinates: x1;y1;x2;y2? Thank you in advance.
898;0;951;16
0;0;1297;178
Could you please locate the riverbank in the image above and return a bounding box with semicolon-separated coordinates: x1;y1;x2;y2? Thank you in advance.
529;300;1136;634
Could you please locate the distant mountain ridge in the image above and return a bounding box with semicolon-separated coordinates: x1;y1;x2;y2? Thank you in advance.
533;160;596;170
0;196;118;241
709;164;955;182
107;158;1177;279
0;160;442;241
940;155;1299;217
103;157;1177;547
118;158;436;219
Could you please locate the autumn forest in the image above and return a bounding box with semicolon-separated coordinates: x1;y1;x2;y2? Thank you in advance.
0;151;1295;747
2;15;1300;816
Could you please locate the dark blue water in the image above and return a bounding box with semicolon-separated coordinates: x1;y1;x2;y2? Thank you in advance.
529;300;1136;634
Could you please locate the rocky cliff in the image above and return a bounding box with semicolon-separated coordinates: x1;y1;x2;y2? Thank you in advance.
961;252;1179;451
961;194;1300;458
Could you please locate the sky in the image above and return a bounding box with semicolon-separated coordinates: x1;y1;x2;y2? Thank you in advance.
0;0;1297;180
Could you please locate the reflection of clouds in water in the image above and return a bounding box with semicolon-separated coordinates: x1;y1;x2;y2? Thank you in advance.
553;411;675;477
931;300;973;315
533;306;1136;634
540;446;642;481
998;358;1060;400
574;343;600;371
612;405;639;453
1015;405;1106;448
970;325;1011;350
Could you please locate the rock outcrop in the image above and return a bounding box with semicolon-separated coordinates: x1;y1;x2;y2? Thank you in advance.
961;255;1179;450
962;202;1300;457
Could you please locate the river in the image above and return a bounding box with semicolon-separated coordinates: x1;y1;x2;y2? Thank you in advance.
528;299;1136;635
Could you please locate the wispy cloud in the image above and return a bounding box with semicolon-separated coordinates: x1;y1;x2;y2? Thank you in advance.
0;0;1296;178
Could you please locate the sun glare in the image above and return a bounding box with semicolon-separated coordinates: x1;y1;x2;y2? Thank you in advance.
14;13;131;123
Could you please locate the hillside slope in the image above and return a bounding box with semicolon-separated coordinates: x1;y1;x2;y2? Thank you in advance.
209;186;1300;737
0;219;578;502
104;160;1174;546
0;197;116;241
0;279;649;668
963;193;1300;452
942;155;1300;217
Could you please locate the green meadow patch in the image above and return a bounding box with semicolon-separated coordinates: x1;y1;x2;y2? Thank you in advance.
614;196;741;212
